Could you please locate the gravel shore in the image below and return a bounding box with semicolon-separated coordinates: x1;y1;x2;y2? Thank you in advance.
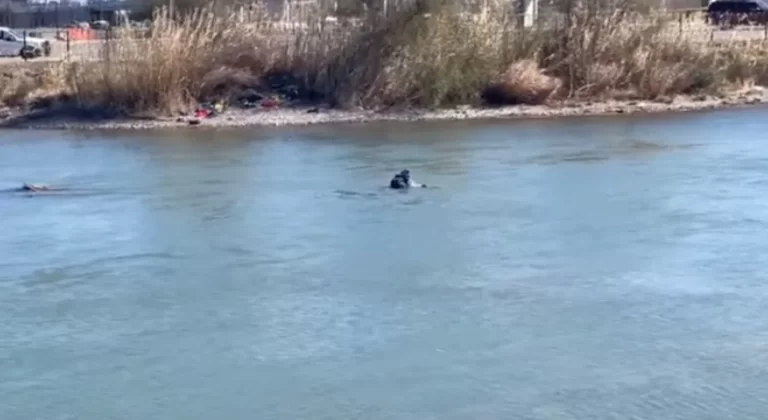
2;88;767;131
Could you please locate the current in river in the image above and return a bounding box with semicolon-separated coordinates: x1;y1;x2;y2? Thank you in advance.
2;108;768;420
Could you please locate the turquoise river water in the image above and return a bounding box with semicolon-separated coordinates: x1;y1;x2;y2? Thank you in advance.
2;108;768;420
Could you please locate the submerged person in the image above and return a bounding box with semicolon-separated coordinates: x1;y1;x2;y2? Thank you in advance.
18;183;51;192
389;169;426;189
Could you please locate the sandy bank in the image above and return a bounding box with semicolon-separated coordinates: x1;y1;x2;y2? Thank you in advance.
2;89;767;131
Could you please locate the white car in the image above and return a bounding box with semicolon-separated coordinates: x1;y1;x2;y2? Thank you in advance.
0;27;52;59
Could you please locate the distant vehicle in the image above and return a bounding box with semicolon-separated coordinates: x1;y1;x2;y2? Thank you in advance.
0;27;51;59
91;20;110;30
707;0;768;27
68;21;91;30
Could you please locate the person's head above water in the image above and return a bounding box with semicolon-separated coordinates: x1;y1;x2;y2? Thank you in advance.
390;169;426;189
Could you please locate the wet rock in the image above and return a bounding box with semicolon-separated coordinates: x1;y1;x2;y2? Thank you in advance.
307;107;320;114
188;119;201;126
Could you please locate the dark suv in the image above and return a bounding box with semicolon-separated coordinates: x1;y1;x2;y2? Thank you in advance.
708;0;768;26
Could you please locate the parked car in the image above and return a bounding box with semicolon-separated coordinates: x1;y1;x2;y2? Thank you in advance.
90;20;110;30
0;27;51;59
69;21;91;30
708;0;768;27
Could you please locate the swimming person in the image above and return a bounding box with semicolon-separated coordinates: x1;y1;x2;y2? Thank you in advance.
18;183;51;192
389;169;426;189
390;173;407;189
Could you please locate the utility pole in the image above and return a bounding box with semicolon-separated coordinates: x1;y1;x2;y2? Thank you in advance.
525;0;537;27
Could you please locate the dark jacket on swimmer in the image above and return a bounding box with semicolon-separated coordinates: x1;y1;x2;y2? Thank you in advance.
390;174;407;189
389;169;425;189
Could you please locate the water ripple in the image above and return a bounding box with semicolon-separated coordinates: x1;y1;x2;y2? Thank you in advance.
2;113;768;420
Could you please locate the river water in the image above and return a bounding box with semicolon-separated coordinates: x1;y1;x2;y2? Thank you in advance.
2;108;768;420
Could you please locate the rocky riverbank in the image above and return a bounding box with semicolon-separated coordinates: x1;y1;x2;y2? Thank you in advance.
1;87;767;131
5;6;768;132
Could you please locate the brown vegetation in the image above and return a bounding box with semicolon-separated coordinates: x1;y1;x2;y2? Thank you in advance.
483;59;562;105
3;1;768;117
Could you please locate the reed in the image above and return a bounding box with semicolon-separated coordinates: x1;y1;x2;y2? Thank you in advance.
3;1;768;114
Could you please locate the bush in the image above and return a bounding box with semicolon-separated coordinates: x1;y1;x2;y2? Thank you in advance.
483;59;562;105
5;0;768;115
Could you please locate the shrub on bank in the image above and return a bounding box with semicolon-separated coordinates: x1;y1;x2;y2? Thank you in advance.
483;60;562;105
3;1;768;114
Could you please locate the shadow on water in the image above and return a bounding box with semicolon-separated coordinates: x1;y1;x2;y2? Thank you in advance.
10;252;183;291
0;185;131;199
525;139;700;166
334;189;379;200
334;184;438;200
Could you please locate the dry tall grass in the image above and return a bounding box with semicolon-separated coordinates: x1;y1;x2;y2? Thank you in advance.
4;1;768;114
